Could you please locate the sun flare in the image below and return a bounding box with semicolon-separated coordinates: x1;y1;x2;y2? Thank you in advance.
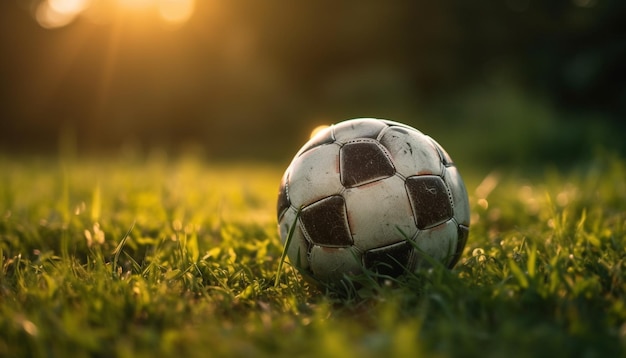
309;125;330;139
48;0;91;15
158;0;195;25
117;0;153;10
33;0;197;28
36;1;78;29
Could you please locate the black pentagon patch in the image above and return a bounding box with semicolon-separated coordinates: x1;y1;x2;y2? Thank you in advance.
300;195;353;247
448;224;469;269
363;241;414;277
405;175;453;229
277;172;291;221
340;140;395;188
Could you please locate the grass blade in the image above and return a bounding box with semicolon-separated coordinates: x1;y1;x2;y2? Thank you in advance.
274;209;300;287
112;221;135;277
508;258;529;288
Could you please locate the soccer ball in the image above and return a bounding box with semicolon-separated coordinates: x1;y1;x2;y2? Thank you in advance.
277;118;470;285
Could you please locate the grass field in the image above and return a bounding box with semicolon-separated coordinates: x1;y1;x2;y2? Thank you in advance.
1;152;625;357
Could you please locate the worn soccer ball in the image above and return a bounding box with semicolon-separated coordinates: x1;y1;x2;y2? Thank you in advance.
277;118;470;285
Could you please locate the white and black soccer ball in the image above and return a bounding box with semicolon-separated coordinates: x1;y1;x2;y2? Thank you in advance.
277;118;470;285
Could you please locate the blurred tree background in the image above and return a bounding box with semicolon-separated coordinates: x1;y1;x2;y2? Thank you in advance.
1;0;624;167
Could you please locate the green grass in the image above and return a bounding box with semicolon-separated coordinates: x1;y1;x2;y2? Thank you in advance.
0;152;625;357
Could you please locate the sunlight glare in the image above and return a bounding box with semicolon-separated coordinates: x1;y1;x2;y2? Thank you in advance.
48;0;91;15
310;125;330;139
158;0;195;25
81;0;117;25
36;1;77;29
35;0;197;28
117;0;154;10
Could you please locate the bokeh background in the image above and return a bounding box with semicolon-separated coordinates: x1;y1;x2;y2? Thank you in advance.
1;0;624;168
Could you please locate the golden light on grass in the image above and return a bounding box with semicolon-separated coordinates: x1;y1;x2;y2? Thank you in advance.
310;125;330;139
158;0;195;25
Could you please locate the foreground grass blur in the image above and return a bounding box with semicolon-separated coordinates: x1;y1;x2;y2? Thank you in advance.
0;153;625;357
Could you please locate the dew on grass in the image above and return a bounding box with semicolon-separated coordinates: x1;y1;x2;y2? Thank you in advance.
472;248;486;262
